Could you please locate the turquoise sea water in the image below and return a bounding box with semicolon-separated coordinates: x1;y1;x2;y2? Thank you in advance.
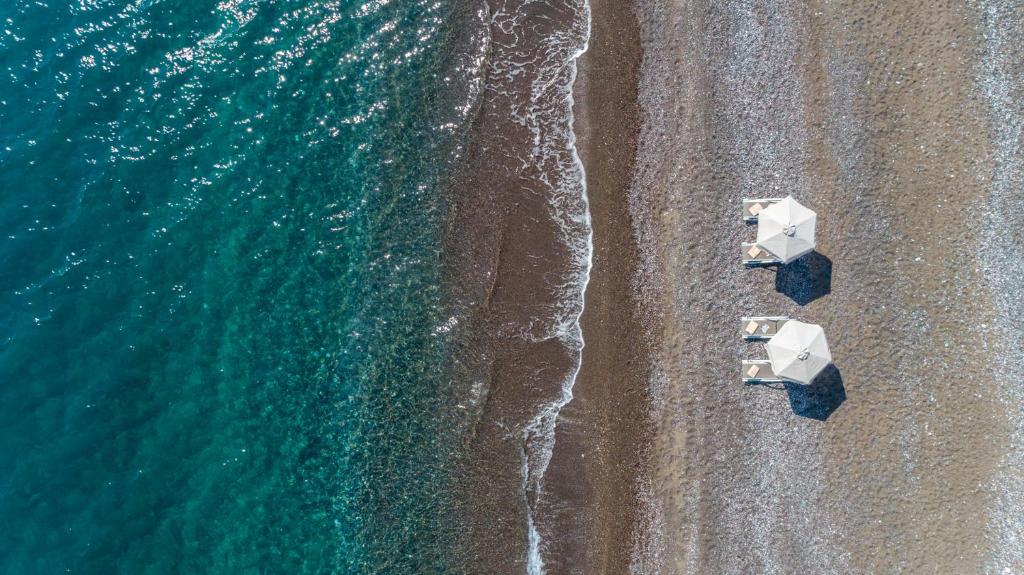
0;1;484;572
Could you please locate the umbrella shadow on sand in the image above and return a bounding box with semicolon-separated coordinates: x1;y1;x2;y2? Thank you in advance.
747;365;846;421
774;251;832;306
784;365;846;421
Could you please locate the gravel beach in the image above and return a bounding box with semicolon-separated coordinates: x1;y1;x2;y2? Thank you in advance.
627;1;1024;572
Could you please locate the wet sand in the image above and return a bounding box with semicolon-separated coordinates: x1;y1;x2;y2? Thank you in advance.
630;1;1023;573
532;0;654;573
441;1;607;572
442;0;656;571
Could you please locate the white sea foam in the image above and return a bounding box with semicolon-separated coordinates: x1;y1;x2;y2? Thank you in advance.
483;0;594;572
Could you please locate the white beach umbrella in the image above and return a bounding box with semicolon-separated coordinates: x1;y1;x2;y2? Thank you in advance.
765;320;832;384
756;196;816;264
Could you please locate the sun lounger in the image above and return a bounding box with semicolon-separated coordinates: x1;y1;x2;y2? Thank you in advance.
740;316;790;341
742;242;783;266
742;198;784;222
741;359;783;384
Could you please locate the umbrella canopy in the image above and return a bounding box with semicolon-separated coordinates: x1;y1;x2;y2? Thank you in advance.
756;196;816;263
765;320;832;384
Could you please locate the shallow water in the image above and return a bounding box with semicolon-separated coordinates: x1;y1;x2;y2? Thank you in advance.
0;1;489;572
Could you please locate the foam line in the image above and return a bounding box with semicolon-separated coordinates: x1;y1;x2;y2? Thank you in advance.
519;1;593;573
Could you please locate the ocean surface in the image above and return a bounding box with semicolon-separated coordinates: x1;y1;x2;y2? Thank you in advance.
0;0;493;572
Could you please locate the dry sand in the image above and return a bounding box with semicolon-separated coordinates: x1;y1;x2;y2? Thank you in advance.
625;1;1024;573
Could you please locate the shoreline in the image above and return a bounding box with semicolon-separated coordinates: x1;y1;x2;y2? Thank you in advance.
531;0;654;572
439;1;612;571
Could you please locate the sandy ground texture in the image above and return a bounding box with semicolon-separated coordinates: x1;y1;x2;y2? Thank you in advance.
628;1;1024;573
